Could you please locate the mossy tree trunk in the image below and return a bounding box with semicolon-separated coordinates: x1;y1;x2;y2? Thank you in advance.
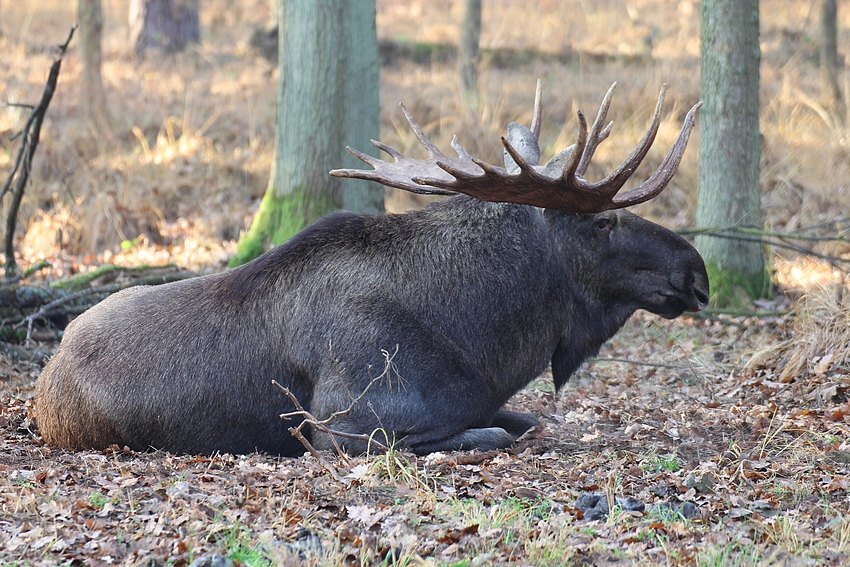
695;0;768;307
78;0;111;135
230;0;382;266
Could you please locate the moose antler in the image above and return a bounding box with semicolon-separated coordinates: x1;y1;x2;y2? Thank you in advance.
330;83;702;213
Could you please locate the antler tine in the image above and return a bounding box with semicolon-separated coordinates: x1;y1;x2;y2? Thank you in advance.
344;145;384;167
400;103;447;159
581;84;666;196
501;136;542;175
559;110;589;188
331;82;697;213
416;154;497;184
611;101;702;207
530;79;543;140
450;135;473;160
332;146;457;195
576;82;617;177
330;104;482;196
370;140;406;161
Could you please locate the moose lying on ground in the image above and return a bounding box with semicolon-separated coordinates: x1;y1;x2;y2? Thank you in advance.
35;83;709;456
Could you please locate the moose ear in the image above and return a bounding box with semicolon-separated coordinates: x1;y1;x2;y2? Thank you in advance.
503;122;540;173
539;145;578;178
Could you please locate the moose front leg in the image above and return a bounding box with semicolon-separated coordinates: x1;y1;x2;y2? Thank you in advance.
406;409;541;455
490;409;541;438
406;427;517;455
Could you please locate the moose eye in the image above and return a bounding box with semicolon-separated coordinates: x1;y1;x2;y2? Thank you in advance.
594;217;612;233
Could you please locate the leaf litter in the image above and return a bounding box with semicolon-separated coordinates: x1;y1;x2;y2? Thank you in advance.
3;287;850;565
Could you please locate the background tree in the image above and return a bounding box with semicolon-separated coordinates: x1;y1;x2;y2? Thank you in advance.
695;0;768;307
819;0;841;106
129;0;200;56
230;0;382;266
459;0;482;97
78;0;110;134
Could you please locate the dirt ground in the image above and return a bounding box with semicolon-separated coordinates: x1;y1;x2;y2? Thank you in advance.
2;1;850;565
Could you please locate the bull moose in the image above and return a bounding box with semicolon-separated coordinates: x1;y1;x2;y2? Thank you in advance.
35;83;709;456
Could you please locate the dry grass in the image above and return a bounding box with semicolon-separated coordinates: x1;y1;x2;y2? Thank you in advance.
745;282;850;383
0;0;847;282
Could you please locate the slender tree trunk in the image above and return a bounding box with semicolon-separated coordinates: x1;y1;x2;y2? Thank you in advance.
129;0;200;56
695;0;767;307
820;0;841;106
230;0;383;266
459;0;482;96
78;0;110;134
340;0;382;215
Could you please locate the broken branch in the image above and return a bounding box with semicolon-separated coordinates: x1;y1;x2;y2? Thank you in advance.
2;25;77;277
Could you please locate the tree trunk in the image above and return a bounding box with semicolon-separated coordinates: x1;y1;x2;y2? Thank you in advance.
78;0;110;134
820;0;841;106
129;0;200;56
340;0;383;215
459;0;482;96
230;0;382;266
695;0;768;307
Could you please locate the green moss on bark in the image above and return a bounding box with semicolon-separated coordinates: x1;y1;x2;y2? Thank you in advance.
704;259;771;308
229;185;336;267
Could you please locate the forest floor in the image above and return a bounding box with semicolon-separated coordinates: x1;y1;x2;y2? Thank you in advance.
5;303;850;567
2;0;850;565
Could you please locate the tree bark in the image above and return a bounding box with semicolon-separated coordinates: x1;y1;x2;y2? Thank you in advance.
230;0;383;266
459;0;482;96
78;0;110;134
695;0;768;307
340;0;383;215
820;0;841;106
129;0;200;56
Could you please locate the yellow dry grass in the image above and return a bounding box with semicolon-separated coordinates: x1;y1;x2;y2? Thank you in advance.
0;0;847;286
744;280;850;382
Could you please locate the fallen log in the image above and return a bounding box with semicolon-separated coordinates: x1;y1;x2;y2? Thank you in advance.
0;264;197;364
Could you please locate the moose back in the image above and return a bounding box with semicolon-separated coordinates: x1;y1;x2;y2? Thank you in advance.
35;84;709;456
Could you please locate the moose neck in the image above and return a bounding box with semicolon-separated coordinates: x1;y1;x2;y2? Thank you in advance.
546;213;641;391
550;291;637;390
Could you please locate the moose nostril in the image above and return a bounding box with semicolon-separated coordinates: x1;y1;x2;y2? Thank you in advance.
695;287;710;308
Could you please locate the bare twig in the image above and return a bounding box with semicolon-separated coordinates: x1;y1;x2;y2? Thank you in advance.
274;371;392;454
271;380;344;482
2;260;50;286
1;103;37;111
688;312;752;329
5;266;196;343
679;225;850;273
700;307;791;317
589;356;698;370
18;283;121;343
679;223;850;243
2;25;76;277
271;348;403;478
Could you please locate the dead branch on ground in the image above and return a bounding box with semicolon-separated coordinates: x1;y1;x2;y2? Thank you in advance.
272;348;401;480
0;265;196;360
